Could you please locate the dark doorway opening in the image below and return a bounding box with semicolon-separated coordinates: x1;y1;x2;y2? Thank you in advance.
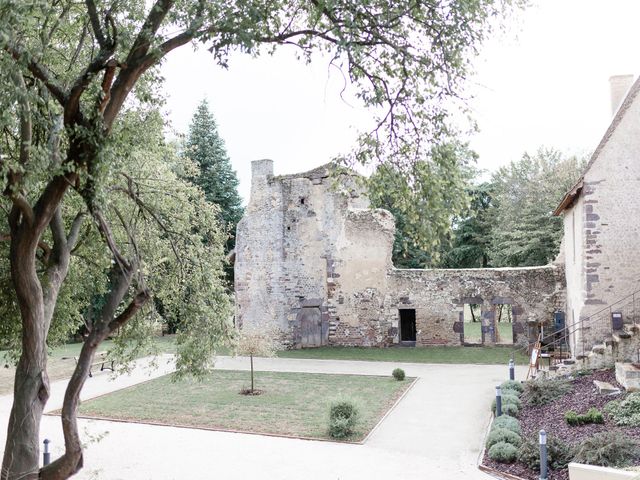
399;309;417;343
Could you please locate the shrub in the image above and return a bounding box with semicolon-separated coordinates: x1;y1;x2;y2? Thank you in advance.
488;441;519;463
329;400;359;439
518;437;574;470
605;392;640;427
486;427;522;450
565;410;580;426
573;432;640;468
492;416;521;435
392;368;405;381
523;377;572;406
329;416;352;439
502;402;520;417
500;380;524;395
492;393;522;414
565;407;604;426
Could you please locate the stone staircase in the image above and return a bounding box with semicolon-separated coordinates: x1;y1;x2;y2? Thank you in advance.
537;289;640;376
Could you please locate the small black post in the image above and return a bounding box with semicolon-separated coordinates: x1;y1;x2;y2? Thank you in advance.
495;386;502;417
539;430;548;480
43;439;51;466
509;358;515;381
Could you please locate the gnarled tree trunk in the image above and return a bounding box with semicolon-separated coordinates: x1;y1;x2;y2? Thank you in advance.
2;229;50;479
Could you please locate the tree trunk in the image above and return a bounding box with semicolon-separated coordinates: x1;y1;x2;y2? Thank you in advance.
250;355;254;393
2;231;49;480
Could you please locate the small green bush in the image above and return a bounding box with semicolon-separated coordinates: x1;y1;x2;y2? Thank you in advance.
491;393;522;414
523;377;572;406
500;380;524;395
486;427;522;450
565;407;604;426
502;402;520;417
565;410;580;426
573;431;640;468
392;368;405;381
329;400;359;439
605;392;640;427
518;436;574;470
488;441;519;463
492;416;521;435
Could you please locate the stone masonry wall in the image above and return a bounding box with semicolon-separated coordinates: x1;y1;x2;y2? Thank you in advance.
561;79;640;355
236;160;566;348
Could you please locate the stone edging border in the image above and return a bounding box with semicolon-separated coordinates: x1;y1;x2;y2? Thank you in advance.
478;464;529;480
45;371;419;446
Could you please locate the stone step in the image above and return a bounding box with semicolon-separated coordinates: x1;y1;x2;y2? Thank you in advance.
593;380;621;395
616;362;640;391
613;331;633;343
591;343;606;354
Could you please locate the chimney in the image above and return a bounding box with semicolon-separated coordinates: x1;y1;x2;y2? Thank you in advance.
609;74;634;115
248;159;274;209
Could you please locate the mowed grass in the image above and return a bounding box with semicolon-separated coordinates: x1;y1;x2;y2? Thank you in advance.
77;370;412;441
0;336;177;396
278;344;528;365
463;322;514;344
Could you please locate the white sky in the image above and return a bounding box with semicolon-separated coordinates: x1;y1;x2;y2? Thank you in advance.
160;0;640;203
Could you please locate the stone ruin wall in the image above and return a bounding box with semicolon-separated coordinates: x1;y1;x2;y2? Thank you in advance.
235;160;566;348
234;160;370;345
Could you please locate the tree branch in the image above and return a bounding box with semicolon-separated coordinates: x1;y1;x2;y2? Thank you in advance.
91;209;130;271
3;40;66;105
85;0;107;48
10;194;35;226
103;0;175;126
67;211;86;251
108;288;150;332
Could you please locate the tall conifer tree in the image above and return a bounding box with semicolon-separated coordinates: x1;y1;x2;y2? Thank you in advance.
185;100;243;252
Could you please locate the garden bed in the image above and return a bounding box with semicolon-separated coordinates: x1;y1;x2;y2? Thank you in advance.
482;369;640;480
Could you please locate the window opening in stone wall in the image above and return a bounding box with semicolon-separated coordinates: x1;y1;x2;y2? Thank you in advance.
300;197;305;205
399;309;416;344
494;304;514;344
463;304;483;344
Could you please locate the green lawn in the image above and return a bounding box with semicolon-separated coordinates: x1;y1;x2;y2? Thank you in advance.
77;370;412;441
463;322;514;344
278;345;528;365
0;335;177;396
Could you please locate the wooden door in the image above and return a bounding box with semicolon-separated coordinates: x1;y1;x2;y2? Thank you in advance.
300;307;322;347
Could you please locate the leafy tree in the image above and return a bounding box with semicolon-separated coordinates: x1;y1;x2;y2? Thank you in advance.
0;0;521;478
184;99;243;251
488;148;584;267
442;182;495;268
368;142;476;268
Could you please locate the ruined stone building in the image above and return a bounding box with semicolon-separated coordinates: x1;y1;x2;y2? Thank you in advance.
235;75;640;359
554;75;640;359
235;160;564;348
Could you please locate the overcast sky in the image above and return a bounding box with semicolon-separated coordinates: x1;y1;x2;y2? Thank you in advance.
160;0;640;203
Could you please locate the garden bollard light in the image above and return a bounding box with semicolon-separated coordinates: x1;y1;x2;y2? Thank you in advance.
539;430;548;480
509;358;515;381
495;386;502;417
43;439;51;466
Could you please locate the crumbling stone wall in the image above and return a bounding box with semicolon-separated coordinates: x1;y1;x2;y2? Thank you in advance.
234;160;370;346
236;160;566;348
